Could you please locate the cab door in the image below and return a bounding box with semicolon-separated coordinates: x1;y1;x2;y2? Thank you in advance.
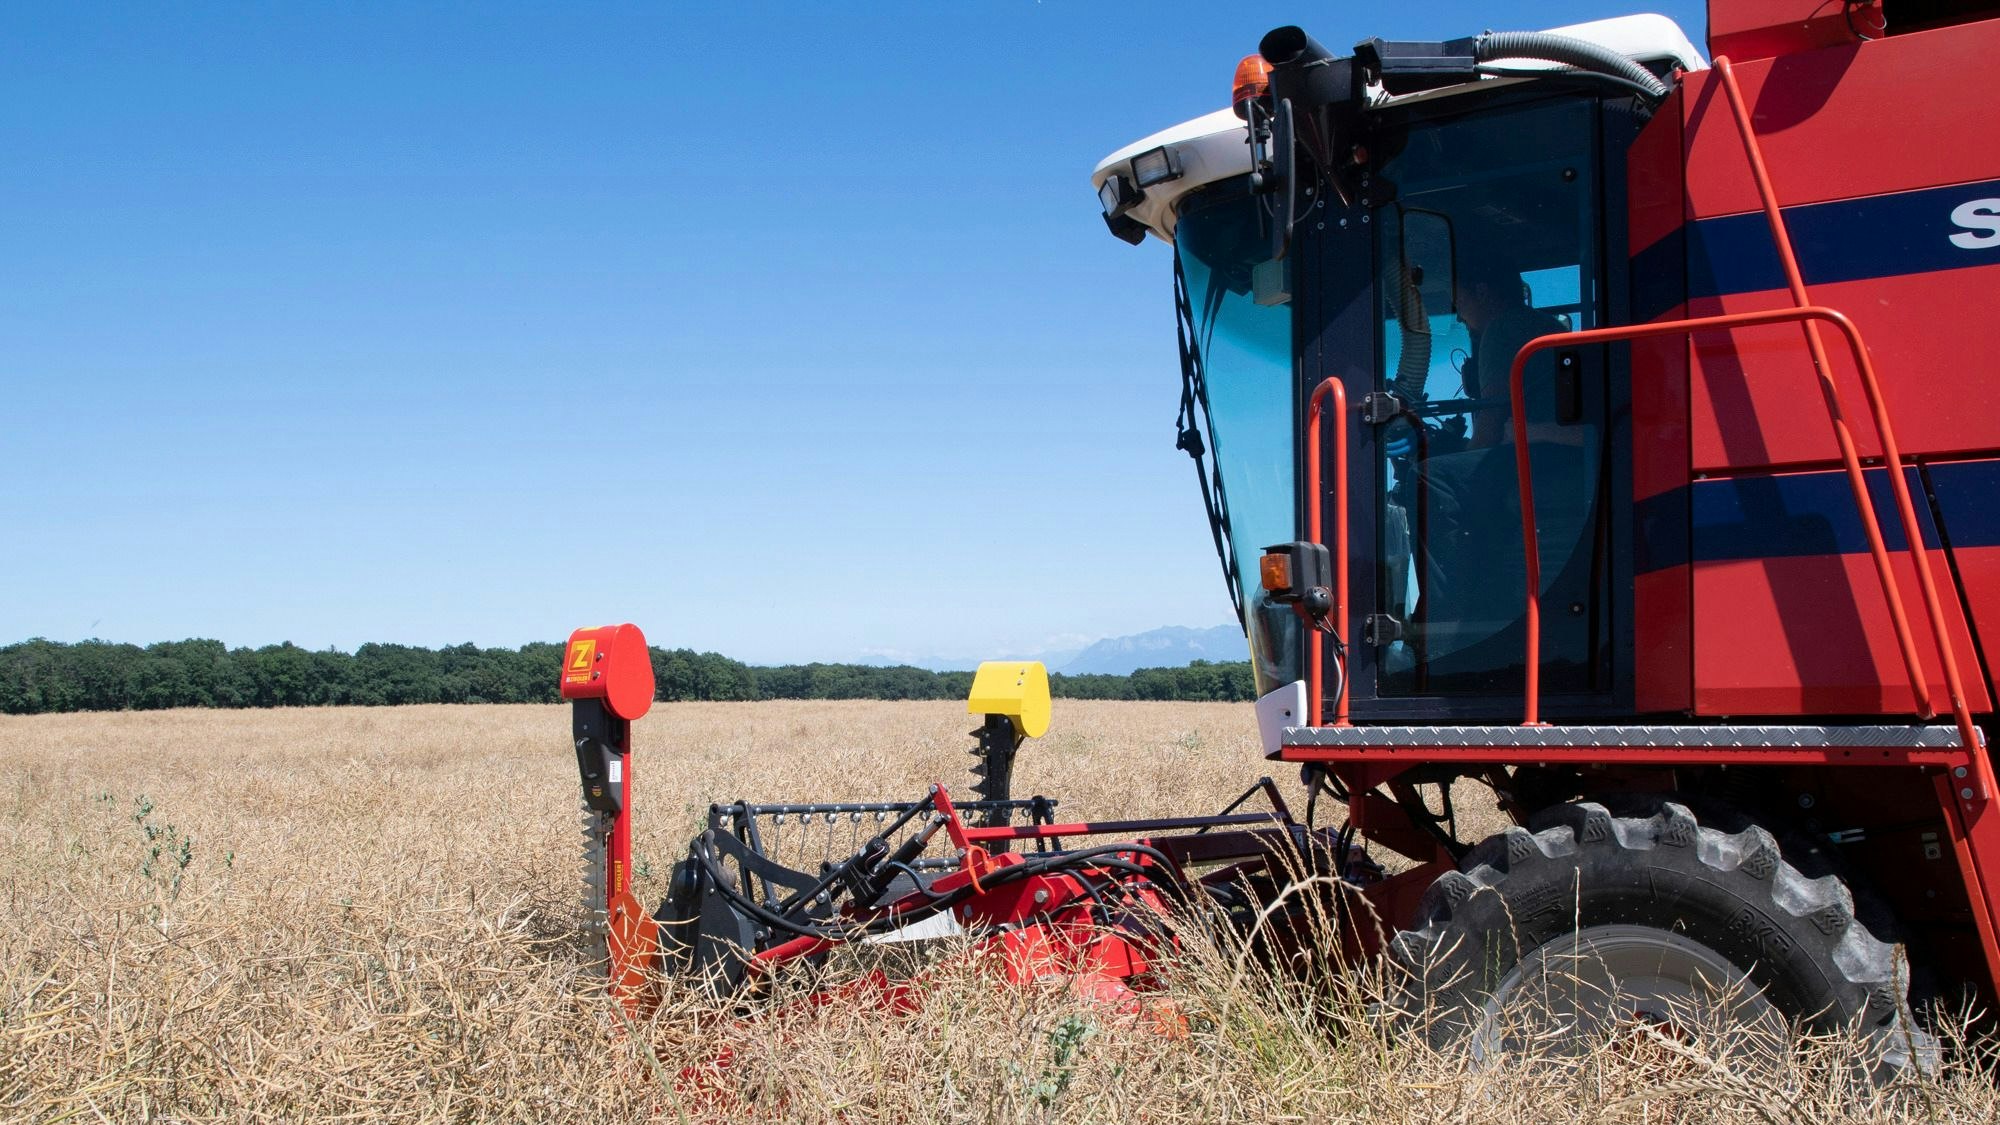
1321;91;1630;720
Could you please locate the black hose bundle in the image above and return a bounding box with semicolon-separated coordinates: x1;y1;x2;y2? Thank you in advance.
1475;31;1671;99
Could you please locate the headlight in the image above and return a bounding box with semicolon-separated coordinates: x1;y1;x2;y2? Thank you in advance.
1130;146;1182;188
1097;173;1140;216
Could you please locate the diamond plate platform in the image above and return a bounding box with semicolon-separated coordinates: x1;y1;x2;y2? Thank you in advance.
1281;723;1969;749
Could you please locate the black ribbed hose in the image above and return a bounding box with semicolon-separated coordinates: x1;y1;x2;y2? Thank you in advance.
1476;31;1670;98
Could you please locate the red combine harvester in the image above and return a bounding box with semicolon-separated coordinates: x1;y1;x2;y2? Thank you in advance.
570;0;2000;1075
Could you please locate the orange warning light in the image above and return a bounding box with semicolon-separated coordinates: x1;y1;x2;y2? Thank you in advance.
1232;55;1273;118
1260;552;1293;593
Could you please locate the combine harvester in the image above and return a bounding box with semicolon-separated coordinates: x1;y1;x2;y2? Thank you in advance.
569;0;2000;1074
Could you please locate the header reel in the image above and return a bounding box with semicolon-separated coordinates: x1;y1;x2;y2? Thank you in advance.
655;791;1065;994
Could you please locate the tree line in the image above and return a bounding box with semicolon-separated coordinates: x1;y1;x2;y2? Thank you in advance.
0;638;1256;714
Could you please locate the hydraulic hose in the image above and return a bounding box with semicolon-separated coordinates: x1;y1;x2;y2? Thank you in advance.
695;836;984;942
1475;31;1669;98
1388;264;1432;403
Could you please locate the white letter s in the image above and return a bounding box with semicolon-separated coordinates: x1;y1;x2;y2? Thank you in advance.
1949;198;2000;250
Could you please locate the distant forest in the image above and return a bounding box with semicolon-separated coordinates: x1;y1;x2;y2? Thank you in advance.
0;638;1257;714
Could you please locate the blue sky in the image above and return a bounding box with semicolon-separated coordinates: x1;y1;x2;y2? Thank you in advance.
1;1;1706;664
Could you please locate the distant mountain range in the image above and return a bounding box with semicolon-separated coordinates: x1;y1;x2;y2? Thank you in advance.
851;624;1244;677
1055;624;1245;675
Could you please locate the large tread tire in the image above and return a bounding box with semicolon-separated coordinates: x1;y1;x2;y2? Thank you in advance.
1387;800;1935;1078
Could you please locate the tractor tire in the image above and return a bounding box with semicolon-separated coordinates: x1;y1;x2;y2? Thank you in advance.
1386;800;1935;1078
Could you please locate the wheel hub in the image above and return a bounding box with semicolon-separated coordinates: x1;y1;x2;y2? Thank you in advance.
1472;923;1788;1063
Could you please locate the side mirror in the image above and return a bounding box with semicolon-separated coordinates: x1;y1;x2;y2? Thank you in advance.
1400;208;1456;312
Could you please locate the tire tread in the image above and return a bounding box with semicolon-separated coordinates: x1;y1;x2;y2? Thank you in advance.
1388;800;1935;1077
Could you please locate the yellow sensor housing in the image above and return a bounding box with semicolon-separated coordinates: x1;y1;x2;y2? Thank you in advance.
966;661;1051;740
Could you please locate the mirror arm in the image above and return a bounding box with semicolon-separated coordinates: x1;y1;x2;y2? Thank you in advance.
1269;99;1298;261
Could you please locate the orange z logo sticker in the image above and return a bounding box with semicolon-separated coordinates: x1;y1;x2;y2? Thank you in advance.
564;638;597;684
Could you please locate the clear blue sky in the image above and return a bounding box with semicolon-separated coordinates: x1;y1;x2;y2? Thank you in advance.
1;1;1706;664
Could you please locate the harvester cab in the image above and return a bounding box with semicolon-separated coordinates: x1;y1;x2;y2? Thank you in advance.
574;0;2000;1080
1095;14;1701;723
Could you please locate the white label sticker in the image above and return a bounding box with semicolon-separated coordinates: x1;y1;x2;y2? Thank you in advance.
608;759;622;784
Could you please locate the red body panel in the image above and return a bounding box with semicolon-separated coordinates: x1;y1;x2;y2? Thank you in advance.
1708;0;1884;62
1636;567;1692;711
1628;87;1687;257
1653;19;2000;726
1629;92;1693;712
1684;23;2000;217
1689;265;2000;470
1694;543;1989;714
1680;20;2000;469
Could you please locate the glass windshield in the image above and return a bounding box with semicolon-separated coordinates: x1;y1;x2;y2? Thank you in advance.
1174;178;1298;694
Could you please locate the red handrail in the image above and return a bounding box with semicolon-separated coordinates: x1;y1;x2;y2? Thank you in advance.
1508;307;1962;742
1306;378;1349;725
1712;54;1977;752
1507;55;1977;755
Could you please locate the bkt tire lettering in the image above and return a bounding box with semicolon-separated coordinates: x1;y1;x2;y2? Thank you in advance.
1948;198;2000;249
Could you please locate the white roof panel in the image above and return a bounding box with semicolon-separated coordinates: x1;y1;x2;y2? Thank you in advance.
1089;13;1705;244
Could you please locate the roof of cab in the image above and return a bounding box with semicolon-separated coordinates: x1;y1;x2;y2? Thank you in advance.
1089;14;1704;245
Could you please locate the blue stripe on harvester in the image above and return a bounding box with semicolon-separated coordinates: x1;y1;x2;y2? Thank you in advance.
1925;460;2000;558
1630;178;2000;321
1690;466;1939;564
1633;486;1690;574
1637;462;2000;576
